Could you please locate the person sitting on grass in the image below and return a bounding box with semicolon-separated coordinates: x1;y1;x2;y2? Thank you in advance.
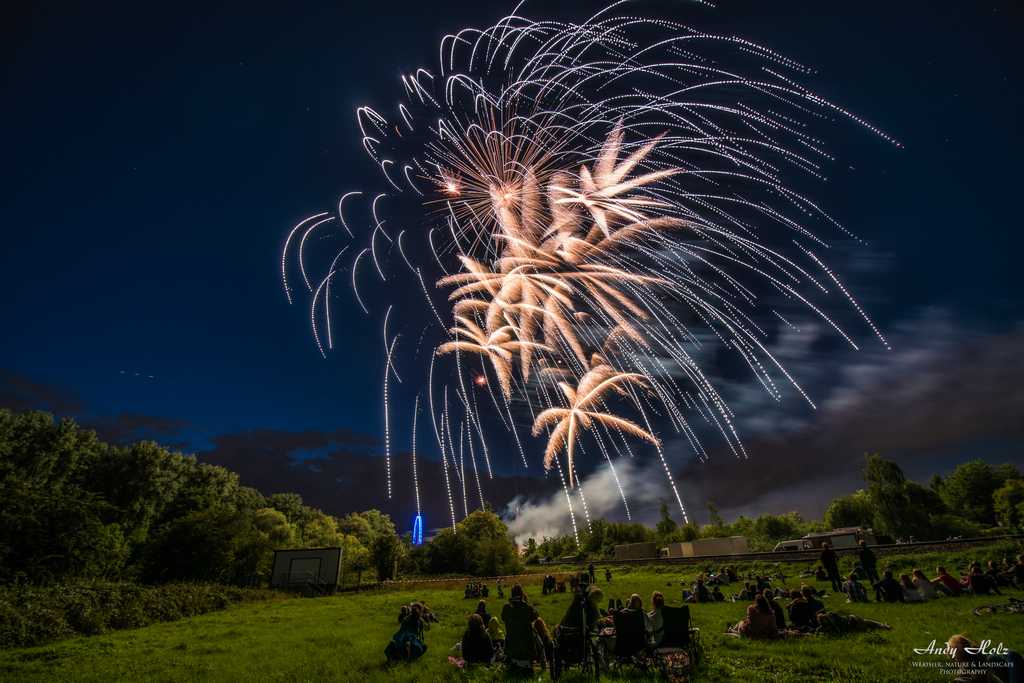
814;564;828;581
475;599;493;627
913;568;941;599
419;601;439;622
683;578;711;604
1000;557;1022;587
711;585;726;602
487;617;505;651
736;581;756;601
718;566;732;585
932;566;964;597
815;611;890;635
872;570;905;603
842;571;869;603
762;589;786;631
502;583;540;674
648;591;666;645
385;603;430;662
786;589;816;633
461;614;494;666
754;575;772;594
729;594;779;639
987;560;1011;588
801;584;826;615
948;634;1019;682
899;573;924;603
964;564;1002;596
534;618;554;669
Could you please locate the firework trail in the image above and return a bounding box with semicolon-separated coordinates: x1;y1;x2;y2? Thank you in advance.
281;2;894;536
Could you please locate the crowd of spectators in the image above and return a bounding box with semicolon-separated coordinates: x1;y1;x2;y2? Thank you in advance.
385;551;1024;681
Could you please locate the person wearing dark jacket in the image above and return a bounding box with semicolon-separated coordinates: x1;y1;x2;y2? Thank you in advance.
786;590;816;632
872;570;905;603
763;589;786;630
820;542;842;593
857;541;880;584
502;584;541;671
474;600;493;628
801;584;825;615
461;614;494;665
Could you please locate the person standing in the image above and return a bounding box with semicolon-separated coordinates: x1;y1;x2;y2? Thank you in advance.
858;540;880;584
588;563;596;584
820;542;842;593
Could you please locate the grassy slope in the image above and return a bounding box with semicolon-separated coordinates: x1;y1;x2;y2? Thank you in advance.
2;550;1023;682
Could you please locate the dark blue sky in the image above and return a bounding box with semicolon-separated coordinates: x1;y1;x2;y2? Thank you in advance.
2;0;1022;535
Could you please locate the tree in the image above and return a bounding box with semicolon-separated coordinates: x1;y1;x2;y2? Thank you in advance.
936;460;1019;525
337;512;375;547
359;509;396;539
461;508;509;543
0;487;130;582
823;491;875;530
301;513;343;548
862;454;940;540
426;527;473;574
266;493;305;525
0;410;103;494
370;534;403;581
143;508;273;584
254;507;294;547
993;479;1024;531
706;501;726;527
656;497;678;537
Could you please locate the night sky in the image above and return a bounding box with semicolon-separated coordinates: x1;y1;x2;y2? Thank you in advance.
2;0;1022;539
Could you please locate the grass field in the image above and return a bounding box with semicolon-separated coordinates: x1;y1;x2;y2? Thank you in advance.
2;549;1023;682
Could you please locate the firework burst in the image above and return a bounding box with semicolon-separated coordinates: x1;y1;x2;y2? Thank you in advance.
282;2;894;535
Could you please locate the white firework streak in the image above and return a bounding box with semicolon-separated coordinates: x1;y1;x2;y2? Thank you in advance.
282;4;895;530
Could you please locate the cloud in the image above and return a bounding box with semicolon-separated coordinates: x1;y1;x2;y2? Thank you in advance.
670;327;1024;521
85;413;196;447
0;367;86;416
196;429;560;531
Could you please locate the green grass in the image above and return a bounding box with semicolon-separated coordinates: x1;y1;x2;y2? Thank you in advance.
2;549;1023;682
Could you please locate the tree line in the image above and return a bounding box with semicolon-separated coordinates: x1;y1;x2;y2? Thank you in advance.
2;409;1021;587
0;409;397;586
524;454;1023;562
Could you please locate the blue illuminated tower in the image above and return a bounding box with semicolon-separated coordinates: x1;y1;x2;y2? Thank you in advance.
413;515;423;546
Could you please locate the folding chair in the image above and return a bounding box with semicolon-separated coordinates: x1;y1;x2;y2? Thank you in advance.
605;609;658;676
551;626;600;680
658;605;703;673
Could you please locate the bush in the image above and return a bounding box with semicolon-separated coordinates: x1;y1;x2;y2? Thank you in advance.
0;582;283;649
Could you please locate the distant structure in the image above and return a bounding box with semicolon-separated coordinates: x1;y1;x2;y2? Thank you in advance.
413;514;423;546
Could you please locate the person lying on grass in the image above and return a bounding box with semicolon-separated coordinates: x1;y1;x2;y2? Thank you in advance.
815;611;890;635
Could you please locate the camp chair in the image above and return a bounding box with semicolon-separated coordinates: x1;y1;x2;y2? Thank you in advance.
605;609;658;676
551;626;600;680
657;605;703;670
